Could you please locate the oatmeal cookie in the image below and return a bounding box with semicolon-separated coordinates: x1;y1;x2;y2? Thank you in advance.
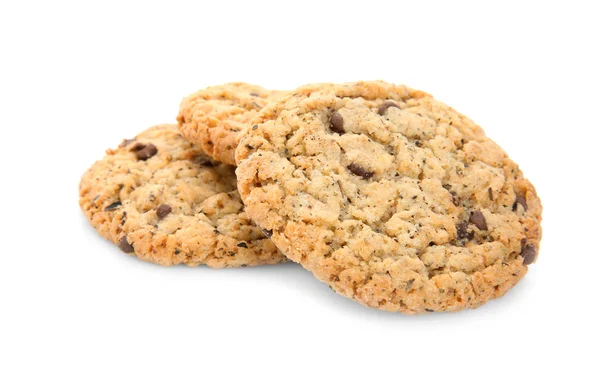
177;82;282;165
235;81;542;313
79;124;286;267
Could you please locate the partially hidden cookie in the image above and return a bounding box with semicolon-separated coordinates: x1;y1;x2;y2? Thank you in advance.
79;124;286;267
235;81;542;313
177;82;282;166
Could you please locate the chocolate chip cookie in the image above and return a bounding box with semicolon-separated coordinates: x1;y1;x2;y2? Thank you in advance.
235;81;542;313
79;124;286;267
177;82;282;166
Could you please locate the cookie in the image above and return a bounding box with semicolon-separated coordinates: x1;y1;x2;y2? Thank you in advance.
79;124;286;267
235;81;542;313
177;82;282;166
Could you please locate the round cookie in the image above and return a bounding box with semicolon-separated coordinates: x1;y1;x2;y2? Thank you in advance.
235;81;542;313
79;124;286;267
177;82;282;166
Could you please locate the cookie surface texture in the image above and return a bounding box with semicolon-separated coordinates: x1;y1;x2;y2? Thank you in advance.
79;124;286;267
177;82;281;166
235;81;542;313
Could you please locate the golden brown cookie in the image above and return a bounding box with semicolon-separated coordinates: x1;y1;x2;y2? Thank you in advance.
235;81;542;313
177;82;282;166
79;124;286;267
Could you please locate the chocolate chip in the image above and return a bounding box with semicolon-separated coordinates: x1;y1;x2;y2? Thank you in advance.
245;144;254;150
174;249;181;255
330;111;345;134
237;242;248;248
130;143;158;160
156;204;172;219
261;228;273;238
104;201;122;211
520;244;537;265
457;221;474;240
469;210;488;231
377;101;400;115
488;188;493;201
137;144;157;160
425;308;434;313
347;163;374;179
405;279;415;291
513;194;528;211
249;92;259;97
241;264;248;268
252;125;258;130
130;142;145;151
118;236;134;253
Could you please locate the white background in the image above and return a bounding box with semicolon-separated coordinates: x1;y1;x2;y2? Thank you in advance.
1;1;598;378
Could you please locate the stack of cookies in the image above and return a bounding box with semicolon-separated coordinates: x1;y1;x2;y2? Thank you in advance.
79;81;542;314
